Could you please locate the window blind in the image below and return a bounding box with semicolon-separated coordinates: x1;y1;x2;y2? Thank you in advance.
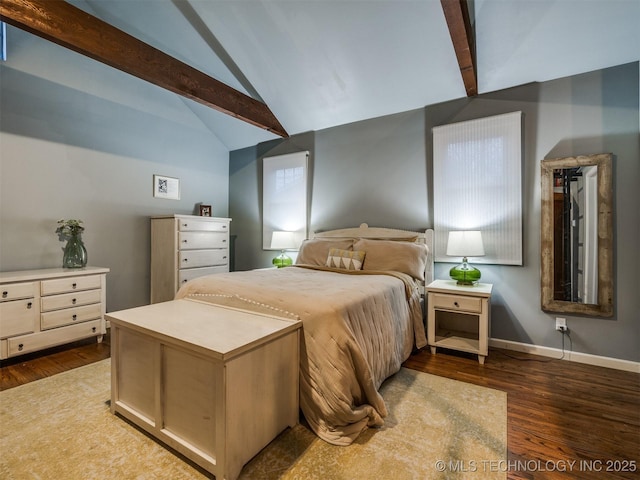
433;111;523;265
262;151;309;250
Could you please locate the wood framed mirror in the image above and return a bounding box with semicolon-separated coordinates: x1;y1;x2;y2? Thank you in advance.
540;153;613;317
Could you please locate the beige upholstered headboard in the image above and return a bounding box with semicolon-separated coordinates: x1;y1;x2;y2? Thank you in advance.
311;223;434;287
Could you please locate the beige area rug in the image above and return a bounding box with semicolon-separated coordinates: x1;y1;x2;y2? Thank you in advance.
0;360;506;479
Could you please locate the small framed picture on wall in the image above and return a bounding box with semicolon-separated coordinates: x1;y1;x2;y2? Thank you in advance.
153;174;180;200
199;205;212;217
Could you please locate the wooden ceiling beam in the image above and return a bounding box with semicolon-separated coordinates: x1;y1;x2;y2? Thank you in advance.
0;0;288;137
440;0;477;97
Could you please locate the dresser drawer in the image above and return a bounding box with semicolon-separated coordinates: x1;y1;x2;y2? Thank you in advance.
178;218;229;232
0;299;38;339
41;303;102;330
1;282;37;302
179;249;228;269
178;265;229;287
179;231;228;250
41;275;102;296
41;289;102;312
7;319;102;357
431;293;482;313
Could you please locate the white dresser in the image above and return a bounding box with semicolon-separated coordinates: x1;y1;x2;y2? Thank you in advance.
150;215;231;304
0;266;109;359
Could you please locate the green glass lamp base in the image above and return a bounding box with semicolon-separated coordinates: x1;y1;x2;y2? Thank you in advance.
272;252;292;268
449;258;481;285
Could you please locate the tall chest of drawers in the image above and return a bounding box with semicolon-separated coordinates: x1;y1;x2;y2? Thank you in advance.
150;215;231;304
0;266;109;359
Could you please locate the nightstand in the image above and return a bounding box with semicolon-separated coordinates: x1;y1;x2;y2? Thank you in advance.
426;279;493;364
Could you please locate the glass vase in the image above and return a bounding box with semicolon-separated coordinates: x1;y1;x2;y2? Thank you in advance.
63;234;88;268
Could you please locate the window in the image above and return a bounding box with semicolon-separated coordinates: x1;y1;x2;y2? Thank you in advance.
262;152;309;249
433;112;523;265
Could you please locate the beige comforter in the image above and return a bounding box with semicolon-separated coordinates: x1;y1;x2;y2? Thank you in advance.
175;265;426;445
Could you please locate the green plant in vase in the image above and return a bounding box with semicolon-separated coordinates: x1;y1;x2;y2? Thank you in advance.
56;219;88;268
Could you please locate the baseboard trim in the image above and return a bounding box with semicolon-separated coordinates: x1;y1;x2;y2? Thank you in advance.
489;338;640;374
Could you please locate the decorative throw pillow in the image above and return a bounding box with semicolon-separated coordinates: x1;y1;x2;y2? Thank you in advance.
354;238;428;280
326;248;366;271
295;238;355;266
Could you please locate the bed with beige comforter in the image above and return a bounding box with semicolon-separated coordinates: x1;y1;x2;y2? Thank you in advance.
175;236;429;446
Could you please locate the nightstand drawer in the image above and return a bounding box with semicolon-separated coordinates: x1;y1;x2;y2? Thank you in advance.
431;293;482;313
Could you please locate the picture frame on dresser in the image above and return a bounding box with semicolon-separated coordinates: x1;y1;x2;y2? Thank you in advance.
199;204;212;217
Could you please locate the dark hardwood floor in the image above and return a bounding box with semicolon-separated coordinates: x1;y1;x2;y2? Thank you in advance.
0;334;111;390
1;337;638;480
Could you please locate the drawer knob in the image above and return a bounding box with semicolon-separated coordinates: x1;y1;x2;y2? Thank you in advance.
18;343;24;351
183;258;188;262
72;298;77;304
2;291;7;298
222;239;227;243
92;327;97;333
72;314;77;321
182;239;188;243
27;302;33;309
72;283;77;289
182;223;188;227
454;301;459;307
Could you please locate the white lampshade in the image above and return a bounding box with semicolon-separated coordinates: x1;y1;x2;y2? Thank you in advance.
446;231;485;257
270;231;297;250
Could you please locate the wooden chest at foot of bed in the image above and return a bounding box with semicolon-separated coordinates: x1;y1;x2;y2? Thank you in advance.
108;299;301;480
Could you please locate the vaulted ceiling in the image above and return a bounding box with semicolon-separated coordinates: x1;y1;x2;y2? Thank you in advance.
1;0;638;151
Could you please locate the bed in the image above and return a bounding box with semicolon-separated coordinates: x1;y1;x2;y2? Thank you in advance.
175;224;434;446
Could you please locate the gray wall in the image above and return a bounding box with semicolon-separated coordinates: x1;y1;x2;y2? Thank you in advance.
0;31;229;312
230;62;639;362
1;26;636;362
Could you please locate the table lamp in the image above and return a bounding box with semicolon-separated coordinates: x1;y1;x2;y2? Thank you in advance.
446;231;485;285
270;231;297;268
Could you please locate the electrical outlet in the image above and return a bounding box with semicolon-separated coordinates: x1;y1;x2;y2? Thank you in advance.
555;317;567;332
